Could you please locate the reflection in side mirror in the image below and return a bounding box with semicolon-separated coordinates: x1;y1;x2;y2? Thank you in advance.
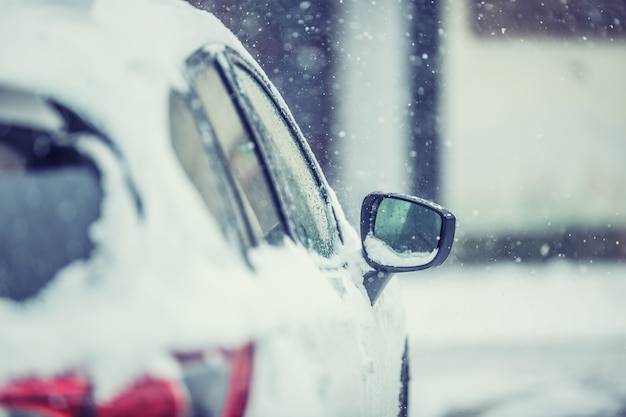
361;192;456;273
360;192;456;304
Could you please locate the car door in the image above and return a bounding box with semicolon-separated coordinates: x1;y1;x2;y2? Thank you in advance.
218;49;407;416
173;46;406;416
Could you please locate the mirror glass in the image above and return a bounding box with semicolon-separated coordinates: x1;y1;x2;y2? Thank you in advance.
364;197;443;267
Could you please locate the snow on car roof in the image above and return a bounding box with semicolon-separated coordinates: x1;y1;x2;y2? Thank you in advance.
0;0;252;89
0;0;256;207
0;0;253;148
0;0;352;396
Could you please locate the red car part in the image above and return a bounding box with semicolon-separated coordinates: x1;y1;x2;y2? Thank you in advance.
0;343;254;417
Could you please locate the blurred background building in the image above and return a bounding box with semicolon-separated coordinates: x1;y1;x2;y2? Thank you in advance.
442;0;626;263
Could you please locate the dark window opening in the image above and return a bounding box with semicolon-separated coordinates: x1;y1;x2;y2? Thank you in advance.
0;88;104;301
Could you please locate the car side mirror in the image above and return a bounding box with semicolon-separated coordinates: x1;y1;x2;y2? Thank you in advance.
360;192;456;303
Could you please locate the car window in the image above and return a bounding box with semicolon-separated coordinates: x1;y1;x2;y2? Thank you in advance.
0;89;102;301
191;64;284;245
169;91;249;245
233;64;337;258
169;93;222;221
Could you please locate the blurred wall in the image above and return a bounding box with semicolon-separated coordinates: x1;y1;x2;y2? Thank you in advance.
440;1;626;261
335;0;412;224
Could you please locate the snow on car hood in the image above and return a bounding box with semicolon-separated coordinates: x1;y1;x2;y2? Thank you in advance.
0;0;376;399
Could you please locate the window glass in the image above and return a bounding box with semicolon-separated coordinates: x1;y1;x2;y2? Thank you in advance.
0;93;102;301
192;65;283;244
233;64;337;257
169;92;230;231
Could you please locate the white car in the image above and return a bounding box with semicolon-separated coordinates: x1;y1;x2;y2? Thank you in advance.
0;1;455;416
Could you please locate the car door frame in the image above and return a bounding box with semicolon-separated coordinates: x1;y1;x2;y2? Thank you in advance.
178;45;294;256
178;43;349;267
177;44;407;414
218;47;348;263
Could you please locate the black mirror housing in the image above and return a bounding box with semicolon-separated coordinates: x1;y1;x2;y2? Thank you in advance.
360;192;456;273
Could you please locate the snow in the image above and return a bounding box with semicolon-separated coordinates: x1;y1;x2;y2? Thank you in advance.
4;1;623;416
401;261;626;417
0;1;263;392
364;234;438;267
0;2;409;415
0;89;63;131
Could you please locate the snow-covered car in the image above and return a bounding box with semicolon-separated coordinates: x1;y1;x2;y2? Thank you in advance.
0;1;456;416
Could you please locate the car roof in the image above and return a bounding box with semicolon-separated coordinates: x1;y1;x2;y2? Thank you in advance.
0;0;251;89
0;0;255;150
0;0;262;234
